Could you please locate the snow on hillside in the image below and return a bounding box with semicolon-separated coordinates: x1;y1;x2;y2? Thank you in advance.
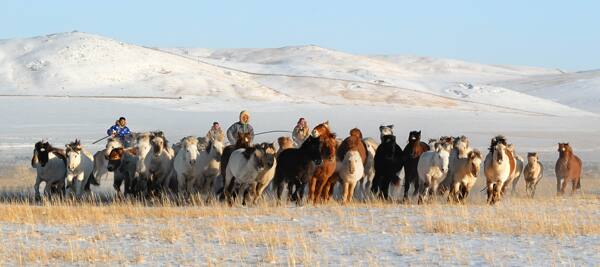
491;70;600;113
0;32;283;101
0;31;595;117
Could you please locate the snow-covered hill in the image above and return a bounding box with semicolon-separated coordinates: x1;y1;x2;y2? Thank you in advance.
0;31;596;117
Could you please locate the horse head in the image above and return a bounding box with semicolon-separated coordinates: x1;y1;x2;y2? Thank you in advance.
235;132;252;148
312;122;334;139
468;150;483;177
527;152;539;164
181;136;199;166
65;139;83;171
277;136;294;151
151;135;166;156
107;147;125;172
301;136;323;165
208;140;224;160
435;143;450;173
33;140;52;167
493;143;507;164
558;143;572;157
379;124;394;138
349;128;363;139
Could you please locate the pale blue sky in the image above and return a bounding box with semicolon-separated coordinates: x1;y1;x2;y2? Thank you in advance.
1;1;598;71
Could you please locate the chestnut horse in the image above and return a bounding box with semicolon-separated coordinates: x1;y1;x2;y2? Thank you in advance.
327;128;368;202
402;131;430;201
555;143;582;196
308;121;337;204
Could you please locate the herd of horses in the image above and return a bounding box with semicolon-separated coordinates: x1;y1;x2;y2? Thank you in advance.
30;121;583;205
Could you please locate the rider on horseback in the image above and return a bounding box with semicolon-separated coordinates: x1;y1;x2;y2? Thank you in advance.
226;110;254;144
107;117;132;147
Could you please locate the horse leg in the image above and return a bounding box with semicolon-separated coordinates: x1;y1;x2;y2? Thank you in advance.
511;176;519;196
402;173;411;201
348;181;357;203
308;176;317;203
275;180;285;202
412;175;420;197
556;178;563;196
34;176;42;201
381;177;391;200
560;178;568;196
296;182;306;206
486;183;494;204
571;179;578;195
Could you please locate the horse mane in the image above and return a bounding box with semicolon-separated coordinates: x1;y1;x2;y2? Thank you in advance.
349;128;363;139
181;136;199;146
66;140;82;153
242;146;258;160
488;135;506;152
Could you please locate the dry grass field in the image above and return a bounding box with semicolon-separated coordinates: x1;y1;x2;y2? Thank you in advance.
0;163;598;266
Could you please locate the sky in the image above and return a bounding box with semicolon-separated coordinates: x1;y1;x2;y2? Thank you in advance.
1;0;598;71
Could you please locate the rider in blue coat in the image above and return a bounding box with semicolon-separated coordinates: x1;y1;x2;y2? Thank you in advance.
107;117;132;146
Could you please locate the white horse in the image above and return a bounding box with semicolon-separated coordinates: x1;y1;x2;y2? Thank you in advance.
92;138;122;186
146;134;175;194
31;141;67;200
448;150;482;203
173;136;200;195
523;152;544;198
65;140;94;198
338;150;364;204
417;142;451;203
195;139;224;195
134;132;154;184
441;136;472;193
484;136;512;204
224;146;269;205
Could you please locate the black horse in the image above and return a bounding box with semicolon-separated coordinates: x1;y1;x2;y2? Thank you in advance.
402;131;430;200
371;134;403;200
272;136;322;205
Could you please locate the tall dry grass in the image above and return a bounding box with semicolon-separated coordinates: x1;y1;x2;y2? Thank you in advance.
0;162;598;265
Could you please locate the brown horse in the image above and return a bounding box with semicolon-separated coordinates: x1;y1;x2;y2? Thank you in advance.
336;128;367;165
555;143;582;196
326;128;368;201
308;121;337;204
403;131;430;200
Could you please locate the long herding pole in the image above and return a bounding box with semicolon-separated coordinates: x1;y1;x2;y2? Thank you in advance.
92;135;111;144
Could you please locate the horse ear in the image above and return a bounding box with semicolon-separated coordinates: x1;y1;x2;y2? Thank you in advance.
389;124;394;129
323;121;330;128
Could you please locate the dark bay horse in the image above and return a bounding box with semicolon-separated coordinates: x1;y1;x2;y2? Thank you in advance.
371;134;403;200
273;136;322;205
402;131;430;201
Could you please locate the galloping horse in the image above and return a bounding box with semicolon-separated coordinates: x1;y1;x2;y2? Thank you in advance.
308;121;337;204
484;136;513;204
403;131;430;201
555;143;582;196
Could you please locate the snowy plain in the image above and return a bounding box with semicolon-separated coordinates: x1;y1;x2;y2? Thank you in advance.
0;32;598;265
